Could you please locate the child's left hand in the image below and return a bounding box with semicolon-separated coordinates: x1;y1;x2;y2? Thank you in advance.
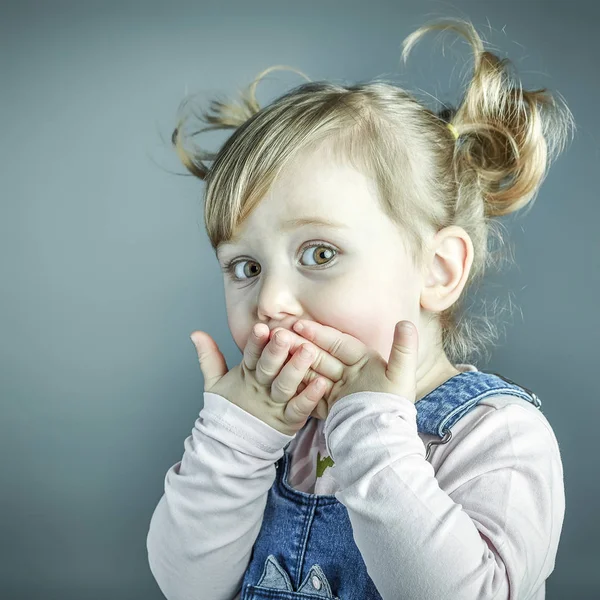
283;319;419;409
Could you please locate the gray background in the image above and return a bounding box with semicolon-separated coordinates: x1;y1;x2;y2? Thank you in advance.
1;0;597;598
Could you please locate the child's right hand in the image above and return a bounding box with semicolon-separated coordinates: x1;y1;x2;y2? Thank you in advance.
190;324;331;436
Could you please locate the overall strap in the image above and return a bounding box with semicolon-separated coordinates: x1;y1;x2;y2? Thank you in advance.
415;371;542;461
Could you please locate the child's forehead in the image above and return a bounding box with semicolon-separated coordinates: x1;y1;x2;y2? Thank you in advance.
274;151;369;195
216;156;386;253
262;162;380;223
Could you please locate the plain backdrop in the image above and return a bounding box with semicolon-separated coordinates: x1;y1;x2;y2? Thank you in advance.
1;0;598;598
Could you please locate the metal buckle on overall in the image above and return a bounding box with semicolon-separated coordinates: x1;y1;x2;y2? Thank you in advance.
489;372;542;408
424;372;541;462
425;429;452;461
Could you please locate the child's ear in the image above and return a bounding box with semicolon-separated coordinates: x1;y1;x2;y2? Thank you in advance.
419;226;474;313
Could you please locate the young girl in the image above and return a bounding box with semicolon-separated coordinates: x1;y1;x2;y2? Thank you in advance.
147;18;573;600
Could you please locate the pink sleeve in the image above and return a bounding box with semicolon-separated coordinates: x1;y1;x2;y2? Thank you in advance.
146;392;295;600
323;392;565;600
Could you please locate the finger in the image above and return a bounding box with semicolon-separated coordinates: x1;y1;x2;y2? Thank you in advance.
254;330;294;386
276;359;334;412
284;376;328;428
297;366;334;398
385;321;418;400
270;343;317;404
293;371;335;402
190;331;228;391
243;323;270;371
301;373;335;409
270;327;344;383
290;320;366;366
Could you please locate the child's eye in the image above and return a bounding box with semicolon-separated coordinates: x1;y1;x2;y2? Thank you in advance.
301;243;337;266
222;243;338;282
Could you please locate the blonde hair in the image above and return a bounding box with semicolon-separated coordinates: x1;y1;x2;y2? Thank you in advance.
171;18;574;365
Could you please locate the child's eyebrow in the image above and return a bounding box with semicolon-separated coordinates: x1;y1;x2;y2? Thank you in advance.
216;216;350;257
279;216;350;232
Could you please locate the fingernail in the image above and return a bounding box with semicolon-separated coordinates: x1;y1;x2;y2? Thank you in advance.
399;322;413;335
275;332;289;346
294;322;305;333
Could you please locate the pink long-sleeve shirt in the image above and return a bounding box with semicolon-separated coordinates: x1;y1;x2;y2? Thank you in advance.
146;363;565;599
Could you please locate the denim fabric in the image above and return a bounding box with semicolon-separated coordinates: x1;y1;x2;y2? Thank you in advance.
240;370;542;599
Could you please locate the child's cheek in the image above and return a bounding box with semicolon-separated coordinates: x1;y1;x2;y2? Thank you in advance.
229;321;253;355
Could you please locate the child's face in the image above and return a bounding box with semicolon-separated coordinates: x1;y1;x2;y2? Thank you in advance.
216;143;424;397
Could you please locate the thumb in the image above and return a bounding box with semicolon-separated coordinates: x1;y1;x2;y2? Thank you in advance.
190;331;228;392
385;321;418;401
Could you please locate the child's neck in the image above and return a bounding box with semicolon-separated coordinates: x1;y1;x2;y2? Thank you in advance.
416;353;461;402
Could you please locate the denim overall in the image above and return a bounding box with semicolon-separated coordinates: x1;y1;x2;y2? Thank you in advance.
240;370;542;600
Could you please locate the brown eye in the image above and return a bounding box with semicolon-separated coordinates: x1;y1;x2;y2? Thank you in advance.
223;242;337;282
239;261;260;279
300;244;337;266
222;259;261;281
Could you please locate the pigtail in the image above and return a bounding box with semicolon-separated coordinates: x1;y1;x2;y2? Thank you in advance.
171;65;311;181
402;19;575;217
